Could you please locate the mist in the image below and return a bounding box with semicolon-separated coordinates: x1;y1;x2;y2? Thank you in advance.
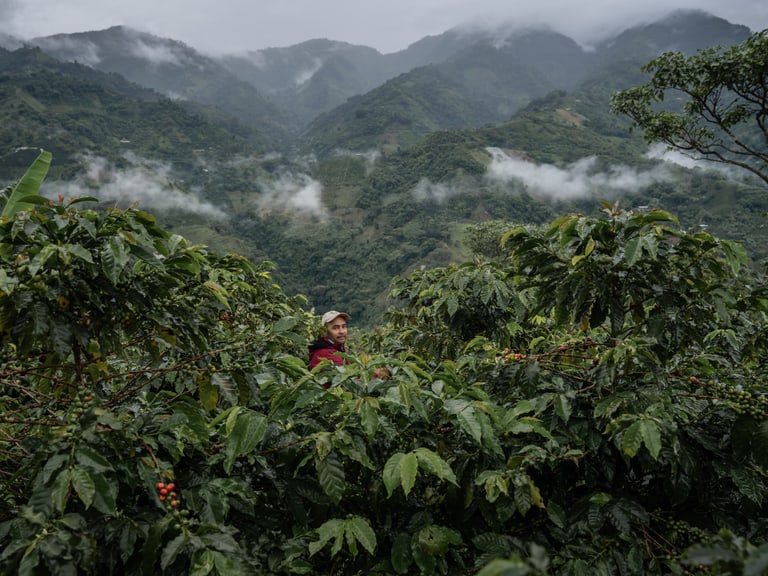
485;147;671;198
254;171;327;220
3;0;765;56
43;154;227;219
412;177;471;202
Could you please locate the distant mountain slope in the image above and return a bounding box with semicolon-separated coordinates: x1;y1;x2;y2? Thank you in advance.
298;28;594;156
21;10;752;158
29;26;293;148
0;46;254;180
594;9;752;62
297;11;751;157
214;31;482;128
217;39;399;128
298;65;495;156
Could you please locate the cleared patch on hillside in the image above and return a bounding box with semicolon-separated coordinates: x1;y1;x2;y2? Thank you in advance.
555;108;587;126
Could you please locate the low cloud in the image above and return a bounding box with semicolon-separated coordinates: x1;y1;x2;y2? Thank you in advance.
485;147;670;198
412;177;469;202
129;38;183;65
43;153;227;219
255;171;327;219
294;57;323;86
32;36;101;66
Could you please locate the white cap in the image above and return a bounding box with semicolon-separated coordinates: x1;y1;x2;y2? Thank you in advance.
322;310;350;325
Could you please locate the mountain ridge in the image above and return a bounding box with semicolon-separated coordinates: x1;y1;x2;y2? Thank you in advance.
6;9;750;149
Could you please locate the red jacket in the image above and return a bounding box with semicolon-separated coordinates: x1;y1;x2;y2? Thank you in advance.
308;338;349;369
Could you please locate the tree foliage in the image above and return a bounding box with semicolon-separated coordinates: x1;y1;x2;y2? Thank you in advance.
2;155;768;576
610;29;768;184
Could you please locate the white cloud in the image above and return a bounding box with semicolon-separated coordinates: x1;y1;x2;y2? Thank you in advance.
128;39;183;65
412;177;468;202
2;0;765;55
43;154;227;219
485;147;670;198
31;36;102;66
255;172;327;219
294;58;324;86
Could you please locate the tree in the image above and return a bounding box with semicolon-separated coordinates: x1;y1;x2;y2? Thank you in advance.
610;29;768;185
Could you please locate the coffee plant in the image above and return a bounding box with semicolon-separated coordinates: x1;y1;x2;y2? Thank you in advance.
1;153;767;575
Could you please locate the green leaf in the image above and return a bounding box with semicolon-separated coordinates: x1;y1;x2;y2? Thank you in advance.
42;453;68;484
623;236;642;266
160;534;189;570
731;467;764;505
118;521;139;563
212;550;241;575
203;281;230;306
346;516;377;556
477;471;509;503
75;446;114;473
316;452;346;504
142;517;172;575
2;149;51;219
391;532;412;574
607;504;630;533
272;315;298;333
554;394;572;424
51;468;72;513
457;406;483;444
189;549;215;576
198;372;219;412
414;447;458;485
547;501;566;529
309;518;344;556
446;294;459;316
383;453;404;498
17;548;41;576
224;410;268;473
621;421;643;457
66;243;94;264
359;400;379;439
417;524;462;556
400;452;418;497
70;467;95;510
91;472;118;515
514;481;532;516
638;419;662;460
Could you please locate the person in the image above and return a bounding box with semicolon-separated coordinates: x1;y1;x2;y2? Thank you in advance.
308;310;351;370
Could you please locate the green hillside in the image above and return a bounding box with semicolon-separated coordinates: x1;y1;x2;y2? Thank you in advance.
0;46;268;186
299;66;492;157
32;26;295;146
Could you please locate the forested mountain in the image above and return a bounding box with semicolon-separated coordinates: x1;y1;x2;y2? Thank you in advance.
29;26;294;146
0;46;261;180
0;9;763;324
300;11;751;155
217;39;401;128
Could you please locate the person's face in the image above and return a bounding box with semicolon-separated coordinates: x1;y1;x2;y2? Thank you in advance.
325;316;348;345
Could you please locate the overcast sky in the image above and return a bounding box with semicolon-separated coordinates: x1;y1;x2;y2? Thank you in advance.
2;0;766;55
